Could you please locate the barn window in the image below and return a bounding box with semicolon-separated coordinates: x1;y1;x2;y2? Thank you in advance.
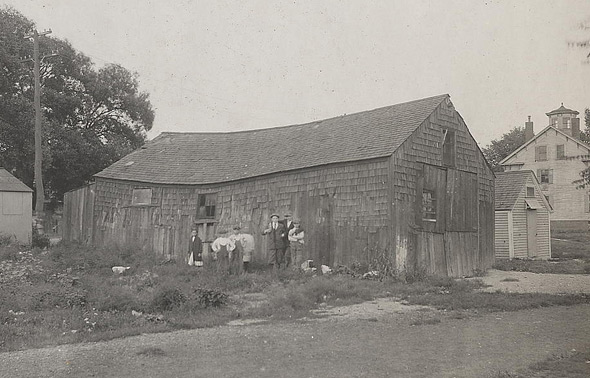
442;128;456;167
422;189;437;222
132;188;152;205
526;187;535;197
537;169;553;184
556;144;565;160
535;146;547;161
197;193;217;218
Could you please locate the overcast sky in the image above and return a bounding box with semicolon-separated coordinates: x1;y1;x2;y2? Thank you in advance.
3;0;590;146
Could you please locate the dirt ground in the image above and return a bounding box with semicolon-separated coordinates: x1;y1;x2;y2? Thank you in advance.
2;271;589;378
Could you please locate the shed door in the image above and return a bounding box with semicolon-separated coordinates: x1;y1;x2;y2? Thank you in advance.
526;209;537;258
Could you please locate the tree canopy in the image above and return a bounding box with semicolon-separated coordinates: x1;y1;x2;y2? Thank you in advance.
0;6;154;205
481;127;525;172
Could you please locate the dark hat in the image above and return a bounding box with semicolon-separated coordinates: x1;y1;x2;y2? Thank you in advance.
270;213;279;219
232;225;241;231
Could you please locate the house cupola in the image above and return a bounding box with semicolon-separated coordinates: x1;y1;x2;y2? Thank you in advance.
546;103;580;139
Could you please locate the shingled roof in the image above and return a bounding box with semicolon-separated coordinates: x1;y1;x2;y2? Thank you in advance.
95;94;449;185
495;170;535;210
0;168;32;192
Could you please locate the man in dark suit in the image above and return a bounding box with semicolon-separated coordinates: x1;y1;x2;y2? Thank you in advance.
262;213;286;270
280;212;295;268
188;228;203;267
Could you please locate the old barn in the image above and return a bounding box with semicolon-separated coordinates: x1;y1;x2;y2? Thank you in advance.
495;170;552;260
64;94;495;277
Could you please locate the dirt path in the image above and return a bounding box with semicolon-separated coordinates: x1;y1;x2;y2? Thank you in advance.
478;269;590;294
2;302;589;378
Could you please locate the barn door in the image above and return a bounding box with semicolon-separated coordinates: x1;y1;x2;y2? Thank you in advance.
307;194;334;267
526;209;537;258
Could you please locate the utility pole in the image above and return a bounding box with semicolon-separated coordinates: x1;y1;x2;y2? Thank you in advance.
23;29;56;234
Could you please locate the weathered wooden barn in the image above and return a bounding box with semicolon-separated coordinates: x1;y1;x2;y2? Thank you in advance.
494;171;552;260
63;94;495;277
0;168;33;244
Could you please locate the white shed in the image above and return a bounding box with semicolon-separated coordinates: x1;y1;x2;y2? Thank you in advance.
0;168;33;244
495;170;552;259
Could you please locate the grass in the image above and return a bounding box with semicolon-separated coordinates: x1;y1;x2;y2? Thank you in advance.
1;241;590;353
494;230;590;274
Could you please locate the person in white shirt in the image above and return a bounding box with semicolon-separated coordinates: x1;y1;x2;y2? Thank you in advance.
211;229;235;274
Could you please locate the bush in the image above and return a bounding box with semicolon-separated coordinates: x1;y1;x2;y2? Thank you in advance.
150;287;187;312
193;288;228;308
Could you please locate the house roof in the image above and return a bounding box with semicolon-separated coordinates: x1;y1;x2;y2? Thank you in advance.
546;104;579;116
499;125;590;166
495;170;550;211
95;94;450;185
0;168;32;192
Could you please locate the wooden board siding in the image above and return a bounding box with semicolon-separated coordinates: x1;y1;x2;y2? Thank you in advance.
63;184;95;243
494;210;510;259
89;158;390;265
389;101;494;277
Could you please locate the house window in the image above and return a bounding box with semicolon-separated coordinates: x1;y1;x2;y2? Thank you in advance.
197;193;217;218
526;187;535;197
535;145;547;161
442;128;456;167
537;169;553;184
422;189;437;222
556;144;565;160
132;188;152;205
563;118;571;128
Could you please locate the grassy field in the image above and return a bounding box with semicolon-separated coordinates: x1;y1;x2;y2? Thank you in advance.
493;230;590;274
1;240;590;353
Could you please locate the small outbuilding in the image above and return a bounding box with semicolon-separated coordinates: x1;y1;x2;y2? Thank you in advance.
0;168;33;244
495;170;552;259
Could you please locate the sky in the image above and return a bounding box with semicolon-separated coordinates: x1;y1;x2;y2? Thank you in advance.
3;0;590;146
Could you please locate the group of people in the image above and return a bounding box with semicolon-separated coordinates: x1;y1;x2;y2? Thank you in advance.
187;225;255;274
186;211;306;274
262;212;305;270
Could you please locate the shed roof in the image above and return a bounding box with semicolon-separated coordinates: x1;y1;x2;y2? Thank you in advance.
495;170;550;211
0;168;32;192
95;94;450;185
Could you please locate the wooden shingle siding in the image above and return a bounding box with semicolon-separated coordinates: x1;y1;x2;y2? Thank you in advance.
92;158;390;266
389;101;494;276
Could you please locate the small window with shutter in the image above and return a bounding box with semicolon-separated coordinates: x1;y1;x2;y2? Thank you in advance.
537;169;553;184
132;188;152;205
197;193;217;218
526;187;535;197
556;144;565;160
535;146;547;161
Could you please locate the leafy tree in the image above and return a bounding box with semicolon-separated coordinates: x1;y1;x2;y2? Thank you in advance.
481;127;525;172
579;108;590;144
0;6;154;204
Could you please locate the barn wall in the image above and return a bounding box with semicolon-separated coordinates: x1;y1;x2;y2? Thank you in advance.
91;158;390;265
390;101;495;277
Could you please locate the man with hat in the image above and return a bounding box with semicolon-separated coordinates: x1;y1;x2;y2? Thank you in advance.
280;211;295;268
262;213;286;270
